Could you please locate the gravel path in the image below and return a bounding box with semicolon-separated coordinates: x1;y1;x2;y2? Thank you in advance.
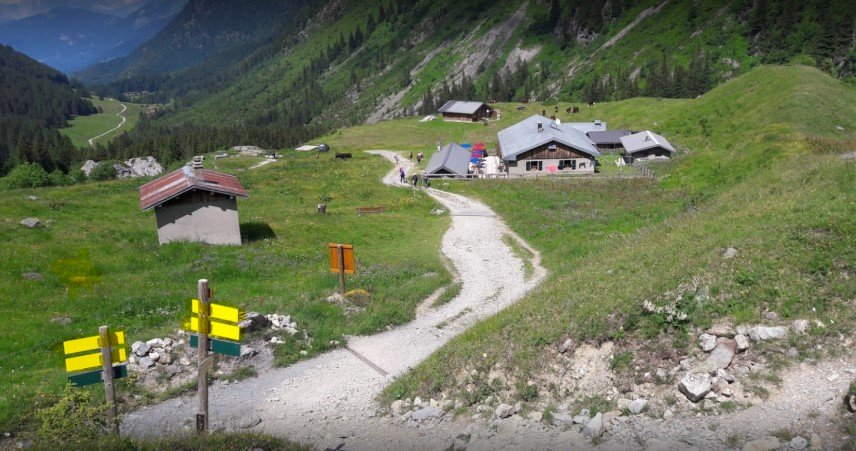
121;151;546;449
88;101;127;147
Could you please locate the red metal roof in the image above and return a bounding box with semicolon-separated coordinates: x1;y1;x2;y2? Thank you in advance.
139;166;248;211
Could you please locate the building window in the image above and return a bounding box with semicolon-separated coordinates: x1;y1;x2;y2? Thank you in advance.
548;144;557;152
559;160;576;170
579;162;587;169
525;161;543;171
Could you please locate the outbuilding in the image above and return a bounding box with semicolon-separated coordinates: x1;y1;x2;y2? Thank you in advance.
620;130;676;159
587;130;633;151
497;114;601;176
437;100;493;122
139;158;248;245
425;143;471;178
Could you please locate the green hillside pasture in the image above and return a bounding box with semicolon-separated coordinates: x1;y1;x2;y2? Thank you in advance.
60;98;146;148
0;151;449;432
383;65;856;403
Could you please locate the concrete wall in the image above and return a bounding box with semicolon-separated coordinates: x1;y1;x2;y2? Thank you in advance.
155;198;241;245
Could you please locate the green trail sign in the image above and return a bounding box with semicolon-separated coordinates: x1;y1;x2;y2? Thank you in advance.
68;364;127;387
190;334;241;357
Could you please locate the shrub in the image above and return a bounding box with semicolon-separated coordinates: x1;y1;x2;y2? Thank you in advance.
2;163;50;189
89;162;116;181
70;168;87;183
49;170;72;186
35;385;110;446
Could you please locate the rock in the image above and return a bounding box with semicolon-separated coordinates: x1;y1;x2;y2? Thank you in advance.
809;434;822;449
702;399;716;410
284;326;298;336
764;311;779;321
722;247;738;259
326;293;344;303
165;364;182;375
790;436;807;450
572;414;590;425
707;324;735;338
827;373;839;382
146;338;164;348
629;399;648;414
413;397;422;407
163;337;173;347
431;208;446;216
617;398;632;411
19;218;42;228
125;156;163;177
679;372;711;402
602;410;621;432
391;400;405;416
495;403;515;419
701;339;736;374
139;356;155;368
663;409;674;420
232;145;266;156
26;195;38;200
527;411;543;422
148;351;161;362
582;412;604;438
81;160;98;176
699;333;717;352
747;326;788;341
131;341;150;357
792;319;809;335
239;312;271;331
695;285;711;301
411;407;442;421
113;163;133;178
735;334;750;351
846;394;856;413
680;357;697;370
787;348;798;358
50;315;71;325
270;336;284;344
551;413;574;426
240;346;258;358
716;369;735;383
21;272;43;280
158;353;172;365
179;357;191;366
742;437;780;451
558;339;573;354
239;415;262;429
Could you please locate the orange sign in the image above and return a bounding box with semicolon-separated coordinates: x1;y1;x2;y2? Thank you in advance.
328;243;355;274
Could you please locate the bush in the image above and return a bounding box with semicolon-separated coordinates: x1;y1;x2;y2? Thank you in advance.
89;162;116;181
2;163;51;189
789;54;817;67
70;168;87;183
35;385;110;446
49;170;72;186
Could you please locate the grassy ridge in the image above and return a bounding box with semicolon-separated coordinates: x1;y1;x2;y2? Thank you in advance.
0;150;449;431
381;65;856;401
60;98;146;148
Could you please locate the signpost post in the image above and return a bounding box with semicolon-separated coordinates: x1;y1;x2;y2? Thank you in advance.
62;326;127;435
328;243;355;295
196;279;210;434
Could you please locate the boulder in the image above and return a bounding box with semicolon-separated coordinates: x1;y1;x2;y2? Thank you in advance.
722;247;738;259
735;334;750;351
680;357;697;370
678;372;711;402
707;324;735;338
20;218;42;228
240;346;258;358
629;399;648;414
791;319;809;335
699;333;717;352
113;163;133;178
232;145;266;156
81;160;98;176
747;326;788;341
701;339;736;374
239;312;271;331
139;356;155;368
148;351;161;362
582;412;604;438
125;156;163;177
179;356;191;366
411;407;442;421
131;341;150;357
552;413;575;426
146;338;164;348
742;437;780;451
494;403;515;419
790;436;808;450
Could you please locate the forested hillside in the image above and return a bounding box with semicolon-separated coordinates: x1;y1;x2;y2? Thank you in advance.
0;45;96;175
82;0;854;169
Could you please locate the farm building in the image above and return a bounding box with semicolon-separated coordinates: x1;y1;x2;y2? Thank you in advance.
565;120;607;133
437;100;493;122
497;114;601;176
587;130;633;151
425;143;471;178
620;131;677;159
139;159;248;245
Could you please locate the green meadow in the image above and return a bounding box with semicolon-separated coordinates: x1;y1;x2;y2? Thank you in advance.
60;98;147;148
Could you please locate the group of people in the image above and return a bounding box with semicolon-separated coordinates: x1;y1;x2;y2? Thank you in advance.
398;166;430;188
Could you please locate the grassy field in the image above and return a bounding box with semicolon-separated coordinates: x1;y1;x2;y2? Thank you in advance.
380;65;856;403
0;150;449;432
60;98;147;148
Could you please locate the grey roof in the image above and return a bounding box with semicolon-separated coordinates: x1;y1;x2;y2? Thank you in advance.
587;130;633;145
497;115;601;162
620;131;676;155
438;100;487;115
425;143;471;176
565;120;607;133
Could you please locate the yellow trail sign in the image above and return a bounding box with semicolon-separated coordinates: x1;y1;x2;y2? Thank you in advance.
328;243;355;274
191;299;243;324
186;316;241;341
63;331;125;355
65;348;127;373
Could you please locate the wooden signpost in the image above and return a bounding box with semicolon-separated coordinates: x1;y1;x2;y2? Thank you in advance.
182;279;244;433
328;243;355;295
62;326;127;435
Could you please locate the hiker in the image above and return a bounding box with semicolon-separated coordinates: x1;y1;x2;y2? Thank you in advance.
417;152;424;163
409;152;413;160
411;173;418;186
422;174;430;188
399;166;405;183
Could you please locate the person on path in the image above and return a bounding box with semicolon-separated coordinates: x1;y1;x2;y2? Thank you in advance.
422;174;430;188
411;173;418;186
417;152;424;163
399;167;405;183
409;152;413;160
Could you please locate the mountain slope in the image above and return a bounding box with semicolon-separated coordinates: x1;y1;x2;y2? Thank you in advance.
0;0;185;73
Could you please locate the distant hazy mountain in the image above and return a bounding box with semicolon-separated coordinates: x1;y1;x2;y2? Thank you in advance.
0;0;151;23
0;0;186;73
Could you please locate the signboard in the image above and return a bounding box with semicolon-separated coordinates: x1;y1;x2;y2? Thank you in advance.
192;299;243;323
185;315;241;341
63;331;127;373
328;243;355;274
189;334;241;357
65;348;127;372
68;364;127;387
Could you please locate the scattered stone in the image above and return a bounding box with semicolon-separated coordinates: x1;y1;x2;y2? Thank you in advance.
50;315;71;325
764;311;779;321
81;160;98;176
663;409;674;420
239;312;271;331
809;434;822;449
790;436;808;450
26;195;38;201
746;326;788;341
139;356;155;368
558;339;573;354
411;407;442;421
680;357;697;370
527;411;542;422
157;353;172;365
21;272;43;280
701;339;736;374
148;351;161;362
792;319;809;335
494;403;515;419
179;357;191;366
132;341;150;357
582;412;604;438
165;364;182;375
742;436;780;451
270;337;285;344
716;369;735;383
19;218;42;228
826;373;839;382
391;400;405;416
699;333;717;352
146;338;164;348
787;348;798;358
707;324;735;338
629;399;648;414
617;398;632;411
299;350;308;356
431;208;446;216
702;399;716;410
735;334;750;351
679;372;711;402
232;145;266;156
240;346;258;358
551;413;574;426
722;247;738;259
326;293;344;303
572;414;590;425
163;337;173;347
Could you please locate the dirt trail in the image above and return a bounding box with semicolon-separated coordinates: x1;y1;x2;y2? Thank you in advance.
88;100;127;147
121;151;546;449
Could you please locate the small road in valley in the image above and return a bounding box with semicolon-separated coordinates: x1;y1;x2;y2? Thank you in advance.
88;101;127;147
